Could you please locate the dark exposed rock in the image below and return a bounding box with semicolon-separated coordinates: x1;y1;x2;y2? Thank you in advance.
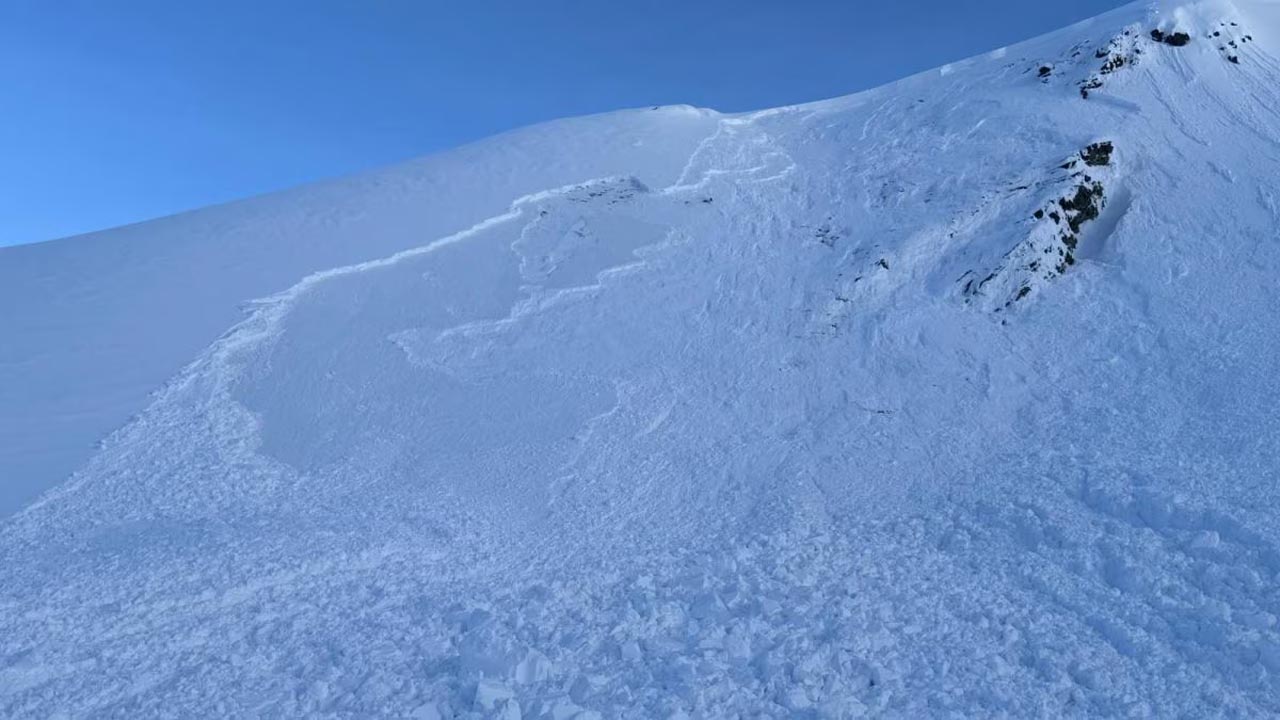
1100;54;1128;74
1151;29;1192;46
1038;65;1053;77
1080;141;1113;167
1059;182;1104;233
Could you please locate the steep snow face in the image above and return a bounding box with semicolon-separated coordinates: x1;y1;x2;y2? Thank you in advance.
4;0;1280;716
0;106;720;517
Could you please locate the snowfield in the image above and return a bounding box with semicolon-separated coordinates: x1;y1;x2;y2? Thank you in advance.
3;0;1280;716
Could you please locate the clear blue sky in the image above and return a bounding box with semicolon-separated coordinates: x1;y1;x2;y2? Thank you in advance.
0;0;1127;247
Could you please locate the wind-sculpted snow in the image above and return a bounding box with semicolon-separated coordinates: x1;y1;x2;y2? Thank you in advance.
4;0;1280;717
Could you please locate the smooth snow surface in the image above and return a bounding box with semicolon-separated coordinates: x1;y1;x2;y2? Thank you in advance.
4;1;1280;716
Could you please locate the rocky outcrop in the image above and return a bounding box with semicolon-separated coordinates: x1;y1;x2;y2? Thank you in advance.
959;142;1116;311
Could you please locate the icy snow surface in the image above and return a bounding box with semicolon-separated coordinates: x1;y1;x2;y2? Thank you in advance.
4;0;1280;716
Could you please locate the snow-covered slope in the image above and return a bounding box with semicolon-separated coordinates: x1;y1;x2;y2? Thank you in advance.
4;0;1280;716
0;107;719;518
